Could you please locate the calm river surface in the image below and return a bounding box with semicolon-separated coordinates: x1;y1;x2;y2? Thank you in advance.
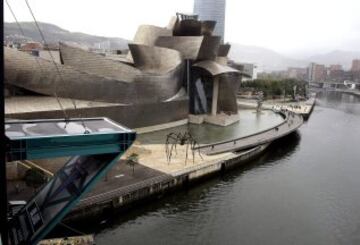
95;91;360;245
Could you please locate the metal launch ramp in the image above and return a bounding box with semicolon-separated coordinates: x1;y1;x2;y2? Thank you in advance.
5;118;136;245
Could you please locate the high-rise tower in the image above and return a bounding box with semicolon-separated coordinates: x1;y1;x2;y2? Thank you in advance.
193;0;226;42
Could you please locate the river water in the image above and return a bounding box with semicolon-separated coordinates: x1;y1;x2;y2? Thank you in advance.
95;91;360;245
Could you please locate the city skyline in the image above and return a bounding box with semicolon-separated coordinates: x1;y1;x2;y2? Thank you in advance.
4;0;360;57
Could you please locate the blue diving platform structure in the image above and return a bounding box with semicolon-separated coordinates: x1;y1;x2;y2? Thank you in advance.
5;118;136;245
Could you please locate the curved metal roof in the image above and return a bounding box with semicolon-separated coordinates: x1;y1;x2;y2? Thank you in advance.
129;44;182;74
5;47;183;104
155;36;204;60
192;60;240;77
217;44;231;57
201;21;217;36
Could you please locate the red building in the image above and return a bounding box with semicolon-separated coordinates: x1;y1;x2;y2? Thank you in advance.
329;64;342;71
328;65;344;82
351;59;360;82
19;42;43;52
351;59;360;71
308;63;326;82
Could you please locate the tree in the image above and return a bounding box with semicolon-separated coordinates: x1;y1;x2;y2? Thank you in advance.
24;168;47;193
240;78;307;100
126;153;139;175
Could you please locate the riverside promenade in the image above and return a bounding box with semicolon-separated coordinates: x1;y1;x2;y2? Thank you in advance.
237;94;316;119
64;110;303;221
68;144;270;221
6;109;303;222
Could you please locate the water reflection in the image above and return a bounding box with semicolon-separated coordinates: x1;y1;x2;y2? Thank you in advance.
80;132;302;238
138;110;283;144
316;91;360;115
240;131;301;170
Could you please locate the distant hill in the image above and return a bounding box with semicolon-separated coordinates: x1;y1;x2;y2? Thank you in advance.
229;44;360;72
5;22;360;71
229;43;307;72
4;22;128;49
306;50;360;69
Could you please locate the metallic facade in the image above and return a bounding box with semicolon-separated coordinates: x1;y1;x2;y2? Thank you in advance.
5;13;242;128
5;46;184;104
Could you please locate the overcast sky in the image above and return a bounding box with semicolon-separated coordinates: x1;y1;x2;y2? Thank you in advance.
4;0;360;57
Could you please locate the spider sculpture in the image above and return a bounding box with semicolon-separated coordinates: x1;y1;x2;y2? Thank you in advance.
165;131;203;165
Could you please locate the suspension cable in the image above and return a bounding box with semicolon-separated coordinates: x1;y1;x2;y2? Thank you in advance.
6;0;44;77
5;0;72;121
24;0;88;131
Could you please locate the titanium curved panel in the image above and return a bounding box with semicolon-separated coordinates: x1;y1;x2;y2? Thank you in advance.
173;19;202;36
217;75;241;114
105;54;134;66
155;36;204;60
215;56;228;65
132;25;172;46
127;25;172;61
59;42;140;82
217;44;231;57
167;16;178;30
201;21;216;36
5;48;183;104
197;36;221;61
192;60;240;76
129;44;183;74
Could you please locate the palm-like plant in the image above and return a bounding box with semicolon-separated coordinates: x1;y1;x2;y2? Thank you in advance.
126;153;139;175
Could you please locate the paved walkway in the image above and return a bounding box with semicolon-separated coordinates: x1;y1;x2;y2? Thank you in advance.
7;158;167;204
136;144;234;174
272;97;315;115
238;95;316;117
